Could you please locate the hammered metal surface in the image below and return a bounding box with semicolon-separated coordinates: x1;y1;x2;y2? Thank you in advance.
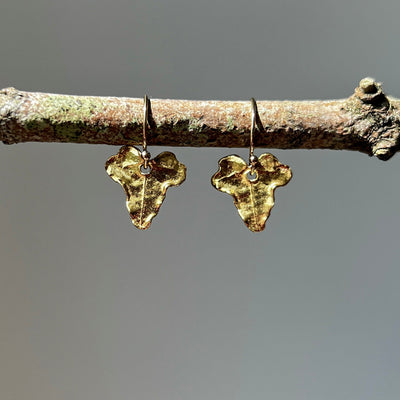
211;153;292;232
106;146;186;230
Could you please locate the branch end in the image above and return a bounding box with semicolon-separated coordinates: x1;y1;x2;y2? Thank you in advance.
372;141;399;161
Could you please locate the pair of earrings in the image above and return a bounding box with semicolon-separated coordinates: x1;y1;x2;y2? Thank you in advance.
105;96;292;232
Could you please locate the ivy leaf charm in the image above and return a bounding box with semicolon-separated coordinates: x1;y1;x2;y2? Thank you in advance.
211;153;292;232
106;146;186;230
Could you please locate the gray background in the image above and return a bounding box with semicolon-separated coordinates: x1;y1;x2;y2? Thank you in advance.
1;1;400;399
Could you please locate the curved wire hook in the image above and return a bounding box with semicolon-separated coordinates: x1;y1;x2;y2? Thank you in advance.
142;95;151;169
249;98;259;173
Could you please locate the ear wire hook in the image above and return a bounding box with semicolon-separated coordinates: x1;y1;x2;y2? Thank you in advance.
249;98;259;173
142;95;151;169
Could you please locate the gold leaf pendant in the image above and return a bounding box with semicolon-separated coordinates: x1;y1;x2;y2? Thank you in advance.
211;153;292;232
106;146;186;230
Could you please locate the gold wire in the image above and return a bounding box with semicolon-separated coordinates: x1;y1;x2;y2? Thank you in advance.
249;98;257;174
143;95;149;169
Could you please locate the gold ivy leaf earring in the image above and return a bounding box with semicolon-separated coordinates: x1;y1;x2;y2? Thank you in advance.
211;98;292;232
105;95;186;230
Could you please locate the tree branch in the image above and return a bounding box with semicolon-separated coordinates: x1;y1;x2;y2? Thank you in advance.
1;78;399;160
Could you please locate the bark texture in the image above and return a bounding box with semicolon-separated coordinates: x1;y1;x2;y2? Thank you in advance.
1;78;399;160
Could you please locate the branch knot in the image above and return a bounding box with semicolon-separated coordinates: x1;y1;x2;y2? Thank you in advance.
355;78;389;108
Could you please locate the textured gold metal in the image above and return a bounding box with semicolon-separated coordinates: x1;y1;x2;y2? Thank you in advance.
106;146;186;230
211;153;292;232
